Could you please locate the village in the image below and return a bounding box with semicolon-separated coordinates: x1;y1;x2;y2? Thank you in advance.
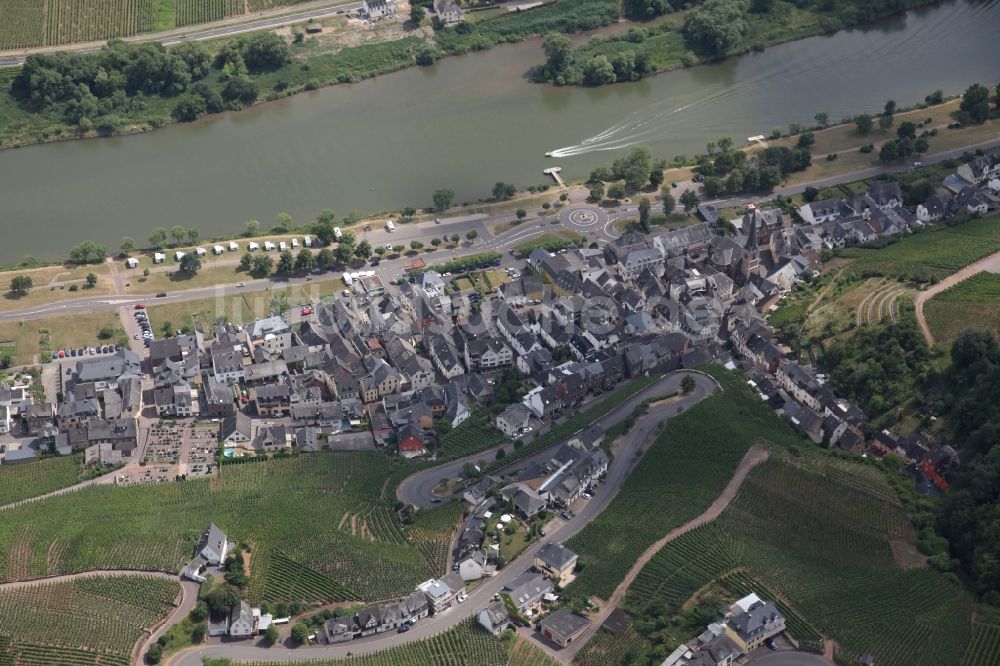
0;153;996;663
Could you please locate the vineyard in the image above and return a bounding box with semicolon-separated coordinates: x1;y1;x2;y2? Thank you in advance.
924;271;1000;343
963;622;1000;666
841;213;1000;282
573;625;650;666
0;574;179;666
508;637;560;666
563;368;804;600
623;458;978;666
0;0;320;48
0;453;458;604
240;619;509;666
0;455;82;507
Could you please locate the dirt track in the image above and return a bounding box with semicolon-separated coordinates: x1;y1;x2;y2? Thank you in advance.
914;249;1000;345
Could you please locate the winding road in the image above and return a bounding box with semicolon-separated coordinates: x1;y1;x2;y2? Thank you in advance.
168;370;718;665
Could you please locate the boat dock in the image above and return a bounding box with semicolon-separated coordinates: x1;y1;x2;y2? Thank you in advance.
543;166;565;187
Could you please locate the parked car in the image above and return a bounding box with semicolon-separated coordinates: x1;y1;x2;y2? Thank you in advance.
766;639;778;651
134;304;145;310
236;282;246;287
397;624;410;633
560;510;573;521
156;292;167;297
435;218;441;224
301;307;314;316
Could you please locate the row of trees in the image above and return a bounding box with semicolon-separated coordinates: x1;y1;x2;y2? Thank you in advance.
534;33;653;86
11;33;290;131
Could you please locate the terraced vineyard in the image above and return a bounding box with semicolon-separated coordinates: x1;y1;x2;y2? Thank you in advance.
0;574;179;666
0;453;457;604
924;271;1000;343
241;619;508;666
842;214;1000;282
563;368;803;600
0;455;83;506
625;458;976;666
0;0;320;47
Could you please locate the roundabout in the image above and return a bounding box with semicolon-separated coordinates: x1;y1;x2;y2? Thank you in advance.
562;206;607;228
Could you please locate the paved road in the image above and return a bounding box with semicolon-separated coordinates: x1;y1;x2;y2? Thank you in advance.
169;370;718;665
397;372;714;508
0;1;361;67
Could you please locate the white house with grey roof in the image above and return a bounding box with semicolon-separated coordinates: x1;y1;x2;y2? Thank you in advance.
502;571;553;615
478;601;510;635
534;542;578;586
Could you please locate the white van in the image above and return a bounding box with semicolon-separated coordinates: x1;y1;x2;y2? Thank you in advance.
385;220;395;232
334;227;343;240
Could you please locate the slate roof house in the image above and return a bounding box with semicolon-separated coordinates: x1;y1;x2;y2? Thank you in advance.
534;542;578;586
478;601;511;635
502;571;553;615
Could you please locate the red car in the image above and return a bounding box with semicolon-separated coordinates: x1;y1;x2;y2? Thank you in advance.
301;307;314;316
134;304;145;309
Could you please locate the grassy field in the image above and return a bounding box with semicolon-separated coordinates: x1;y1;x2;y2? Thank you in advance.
0;455;84;506
841;213;1000;283
562;367;805;601
0;574;179;666
0;262;114;314
622;457;981;666
0;453;459;604
0;0;325;49
0;311;125;365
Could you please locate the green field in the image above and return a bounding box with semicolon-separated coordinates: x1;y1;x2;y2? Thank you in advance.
0;0;321;49
0;453;458;604
924;271;1000;343
562;368;805;601
0;455;82;506
0;574;179;666
623;458;983;666
841;214;1000;283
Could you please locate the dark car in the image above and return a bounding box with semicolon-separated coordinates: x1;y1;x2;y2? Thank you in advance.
765;639;778;651
692;173;704;182
430;498;442;504
156;292;167;298
397;624;410;633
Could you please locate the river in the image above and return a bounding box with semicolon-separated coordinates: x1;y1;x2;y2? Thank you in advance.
0;0;998;263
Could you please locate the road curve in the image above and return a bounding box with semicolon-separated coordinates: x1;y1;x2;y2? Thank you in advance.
397;371;712;508
169;371;718;665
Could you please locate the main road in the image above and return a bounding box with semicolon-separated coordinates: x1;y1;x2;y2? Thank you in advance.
169;370;718;665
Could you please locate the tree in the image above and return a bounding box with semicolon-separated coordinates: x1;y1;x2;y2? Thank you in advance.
516;209;527;219
878;114;894;133
179;253;202;274
189;601;208;623
683;0;751;57
661;188;675;215
432;188;455;211
355;240;372;259
814;112;828;127
85;273;98;288
147;643;163;664
638;197;651;232
466;230;478;240
717;136;733;153
221;76;258;109
959;83;991;124
148;228;167;250
290;623;311;645
295;248;314;272
879;140;899;163
410;240;424;250
120;236;136;256
582;55;615;86
611;146;652;191
492;182;516;200
702;177;722;198
681;375;696;394
607;182;626;200
246;219;260;237
187;228;200;243
803;186;819;202
277;250;294;274
589;183;605;202
796;132;815;149
68;241;108;264
410;4;425;24
170;225;187;246
241;31;291;72
680;189;700;212
250;254;273;278
9;275;32;297
265;624;279;645
897;121;917;139
275;212;292;232
854;114;874;135
239;252;253;271
268;292;288;316
204;584;241;616
401;206;417;220
883;99;896;116
649;168;664;188
541;34;574;83
316;248;334;269
172;93;206;122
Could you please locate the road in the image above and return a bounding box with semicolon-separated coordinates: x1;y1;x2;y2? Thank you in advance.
397;371;713;508
168;370;718;665
0;1;361;68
